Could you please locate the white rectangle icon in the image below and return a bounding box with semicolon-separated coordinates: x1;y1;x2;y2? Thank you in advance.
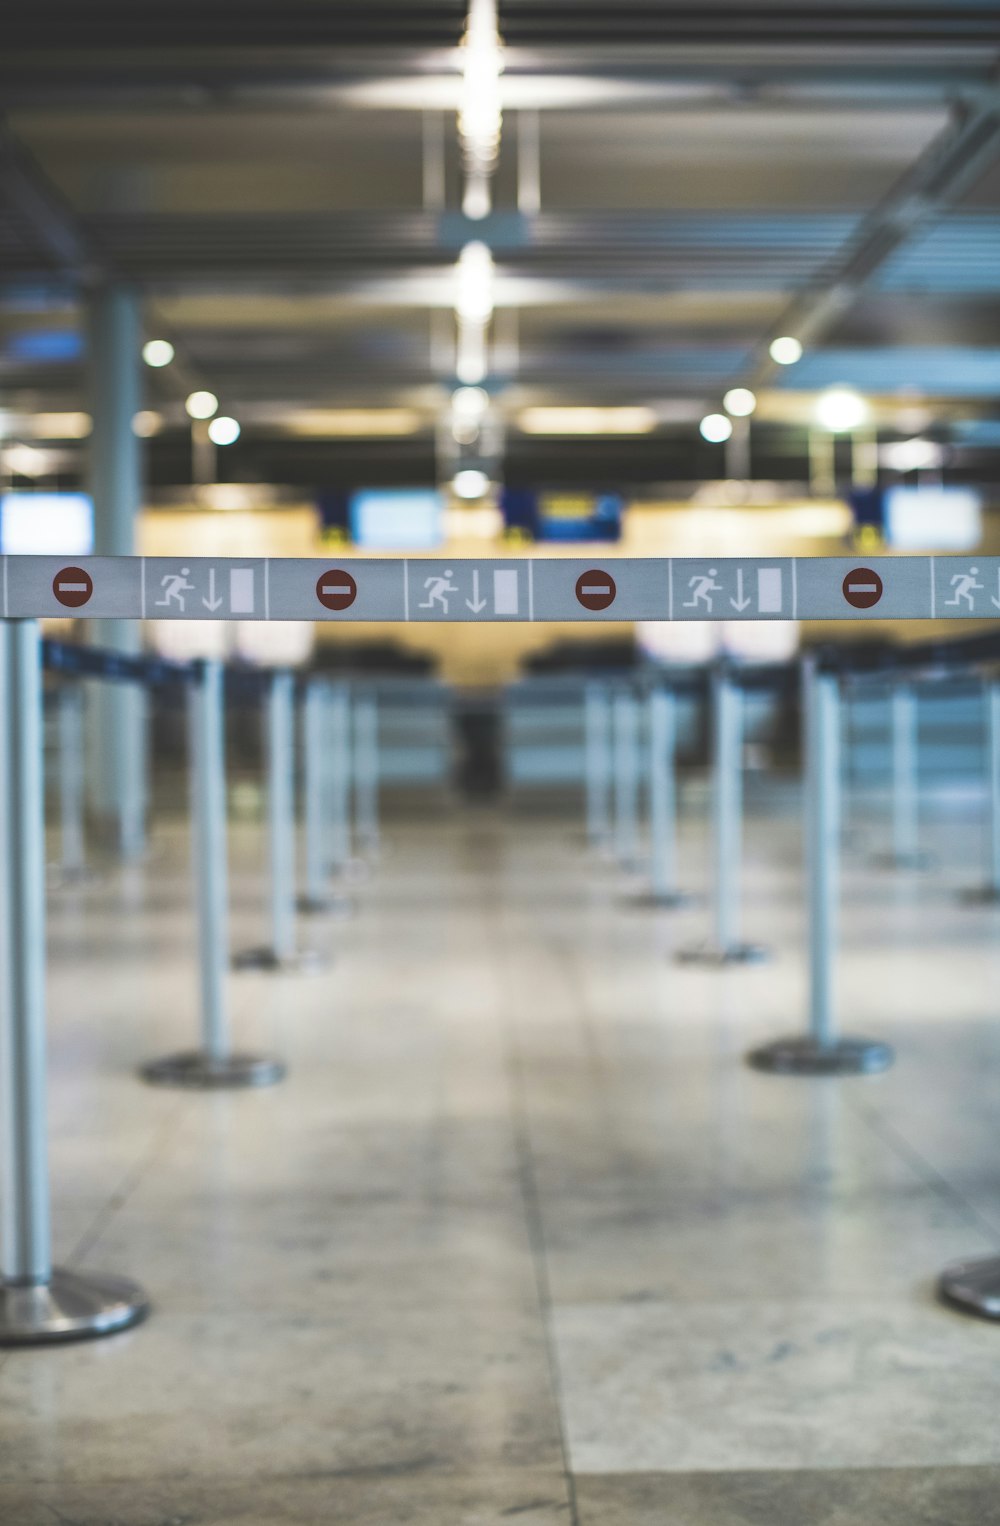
493;569;519;615
229;568;255;614
757;568;783;614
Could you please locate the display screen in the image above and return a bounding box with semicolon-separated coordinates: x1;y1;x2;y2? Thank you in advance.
885;487;982;552
0;492;94;555
349;489;443;550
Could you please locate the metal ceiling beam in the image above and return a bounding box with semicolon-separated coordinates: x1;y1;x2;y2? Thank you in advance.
738;91;1000;392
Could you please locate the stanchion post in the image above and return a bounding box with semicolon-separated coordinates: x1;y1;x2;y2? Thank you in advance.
963;678;1000;905
678;663;766;964
327;681;353;876
57;683;88;882
0;619;149;1341
297;678;343;913
612;683;641;870
142;662;284;1086
234;670;322;972
584;681;612;852
875;679;928;869
748;661;893;1075
631;682;691;909
354;690;380;857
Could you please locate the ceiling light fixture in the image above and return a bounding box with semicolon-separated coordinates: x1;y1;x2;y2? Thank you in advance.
723;388;757;418
185;390;219;420
517;406;658;436
142;339;175;368
208;416;241;446
699;413;733;444
459;0;504;220
453;468;490;499
815;387;869;434
769;336;803;366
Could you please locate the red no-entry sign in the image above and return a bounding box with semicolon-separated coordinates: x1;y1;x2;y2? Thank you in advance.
575;569;617;612
52;567;94;609
842;567;884;610
316;569;358;612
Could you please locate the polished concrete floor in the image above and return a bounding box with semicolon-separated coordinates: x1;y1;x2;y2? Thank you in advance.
3;788;1000;1523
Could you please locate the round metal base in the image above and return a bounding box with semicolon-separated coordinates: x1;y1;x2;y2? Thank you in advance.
747;1035;894;1076
628;890;695;911
961;885;1000;907
296;893;353;918
139;1050;286;1089
676;943;770;967
0;1267;149;1346
232;946;327;974
939;1256;1000;1320
870;852;933;872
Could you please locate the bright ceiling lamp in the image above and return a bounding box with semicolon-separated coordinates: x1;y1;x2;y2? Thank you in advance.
208;416;240;446
816;386;869;433
455;242;495;323
769;335;803;366
723;387;757;417
459;0;504;220
284;409;422;437
699;413;733;443
518;406;657;435
453;468;490;499
142;338;174;368
185;390;218;420
880;437;943;473
452;385;490;421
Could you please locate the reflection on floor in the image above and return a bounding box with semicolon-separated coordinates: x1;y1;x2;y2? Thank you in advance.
3;798;1000;1524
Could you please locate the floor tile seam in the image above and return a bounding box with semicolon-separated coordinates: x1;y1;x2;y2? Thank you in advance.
66;1096;190;1269
486;899;582;1526
844;1092;1000;1249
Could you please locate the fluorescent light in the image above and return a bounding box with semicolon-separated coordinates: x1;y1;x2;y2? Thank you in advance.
283;409;423;437
723;387;757;418
699;413;733;443
208;416;241;446
880;438;943;473
517;406;657;436
452;386;490;421
25;412;92;440
132;410;163;438
459;0;504;207
185;390;218;420
142;339;175;368
815;387;869;433
769;336;803;366
452;468;490;499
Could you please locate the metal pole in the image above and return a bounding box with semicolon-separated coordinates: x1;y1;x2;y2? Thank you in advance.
885;681;924;868
86;284;147;862
634;684;690;908
678;664;765;964
57;683;87;881
612;685;641;869
354;691;380;857
584;681;612;851
748;662;892;1075
142;663;284;1086
0;619;148;1341
234;671;320;972
299;679;331;910
964;679;1000;904
327;682;353;875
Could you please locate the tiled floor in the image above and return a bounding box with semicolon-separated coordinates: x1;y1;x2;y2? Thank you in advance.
3;791;1000;1524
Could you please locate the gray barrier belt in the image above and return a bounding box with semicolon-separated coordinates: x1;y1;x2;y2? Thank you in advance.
6;554;1000;623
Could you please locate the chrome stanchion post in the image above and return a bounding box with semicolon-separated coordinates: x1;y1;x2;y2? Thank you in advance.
235;670;322;971
963;678;1000;905
584;681;612;852
57;682;88;882
612;683;641;870
143;662;284;1086
876;680;928;869
748;662;893;1075
632;682;691;909
297;678;343;913
0;619;149;1342
327;681;353;876
354;690;380;858
678;663;766;964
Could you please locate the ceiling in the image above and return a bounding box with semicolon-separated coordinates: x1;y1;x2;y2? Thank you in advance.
2;2;1000;490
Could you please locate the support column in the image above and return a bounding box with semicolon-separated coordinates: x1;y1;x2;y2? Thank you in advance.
85;285;146;861
963;679;1000;904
